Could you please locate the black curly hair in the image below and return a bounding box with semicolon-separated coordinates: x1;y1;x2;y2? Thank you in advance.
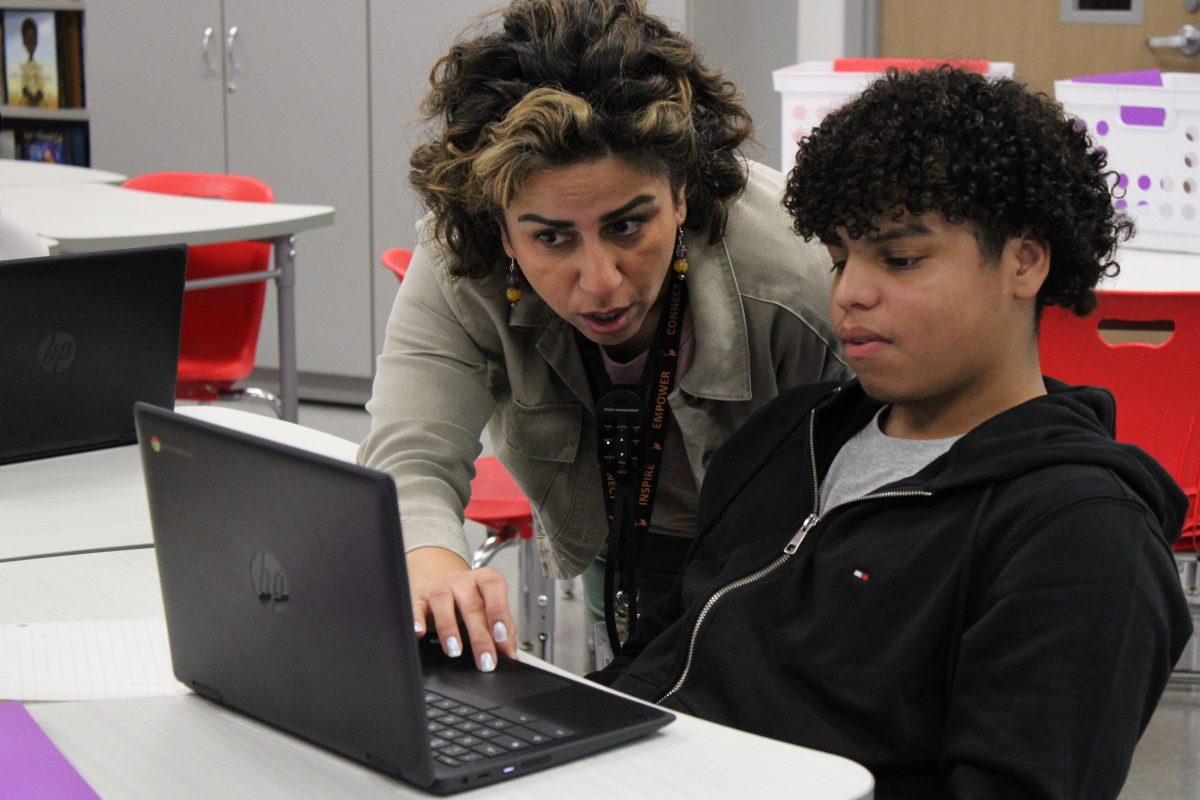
410;0;753;278
782;67;1133;316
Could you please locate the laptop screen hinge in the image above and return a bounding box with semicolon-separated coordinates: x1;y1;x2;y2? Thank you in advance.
191;680;224;703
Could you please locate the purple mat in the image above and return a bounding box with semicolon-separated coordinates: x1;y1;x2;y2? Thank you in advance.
0;702;100;800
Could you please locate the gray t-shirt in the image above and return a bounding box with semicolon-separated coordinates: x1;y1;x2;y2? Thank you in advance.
819;407;961;514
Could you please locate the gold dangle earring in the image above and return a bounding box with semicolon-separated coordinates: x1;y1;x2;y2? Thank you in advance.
506;257;522;307
672;227;689;280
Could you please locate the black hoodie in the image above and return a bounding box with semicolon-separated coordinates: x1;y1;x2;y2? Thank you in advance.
596;379;1192;800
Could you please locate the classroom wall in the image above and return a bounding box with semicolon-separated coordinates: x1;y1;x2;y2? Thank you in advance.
368;0;502;371
687;0;799;170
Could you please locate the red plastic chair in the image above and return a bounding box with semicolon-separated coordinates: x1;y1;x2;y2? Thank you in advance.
379;248;553;658
1039;292;1200;550
123;172;280;415
1040;292;1200;680
380;247;413;283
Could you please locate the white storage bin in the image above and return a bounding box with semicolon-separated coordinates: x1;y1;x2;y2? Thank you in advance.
1055;72;1200;254
772;59;1014;174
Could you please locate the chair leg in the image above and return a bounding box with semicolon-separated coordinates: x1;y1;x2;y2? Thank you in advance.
519;536;555;663
1170;553;1200;685
470;529;517;569
214;385;283;418
240;386;283;418
1180;553;1199;599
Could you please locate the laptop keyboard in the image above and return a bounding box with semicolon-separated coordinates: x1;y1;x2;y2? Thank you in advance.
424;690;574;768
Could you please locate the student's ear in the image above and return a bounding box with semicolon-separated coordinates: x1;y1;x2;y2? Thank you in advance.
1009;234;1050;301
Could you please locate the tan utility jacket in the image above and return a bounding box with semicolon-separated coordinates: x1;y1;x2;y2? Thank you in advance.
359;161;848;578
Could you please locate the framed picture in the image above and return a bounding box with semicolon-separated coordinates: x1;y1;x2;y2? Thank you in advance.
3;10;59;109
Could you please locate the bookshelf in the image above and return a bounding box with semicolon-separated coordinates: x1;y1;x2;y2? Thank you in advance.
0;0;87;165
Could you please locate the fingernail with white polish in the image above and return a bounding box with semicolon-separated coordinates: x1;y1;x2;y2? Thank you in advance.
446;636;462;658
480;652;496;672
492;621;508;643
414;620;424;634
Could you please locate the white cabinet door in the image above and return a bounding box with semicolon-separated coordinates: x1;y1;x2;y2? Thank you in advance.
367;0;501;365
86;0;227;175
223;0;373;379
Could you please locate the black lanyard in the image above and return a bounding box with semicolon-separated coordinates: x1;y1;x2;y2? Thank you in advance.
578;273;688;652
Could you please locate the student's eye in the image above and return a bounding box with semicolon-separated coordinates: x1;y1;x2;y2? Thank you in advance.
885;256;921;270
829;259;846;274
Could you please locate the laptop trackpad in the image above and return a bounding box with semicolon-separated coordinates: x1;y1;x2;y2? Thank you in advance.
421;641;571;703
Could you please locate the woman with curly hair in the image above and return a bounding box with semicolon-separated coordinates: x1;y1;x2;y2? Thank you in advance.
359;0;847;672
595;68;1191;798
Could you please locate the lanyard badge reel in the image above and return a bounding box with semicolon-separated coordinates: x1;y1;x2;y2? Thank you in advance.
596;386;646;647
581;271;688;663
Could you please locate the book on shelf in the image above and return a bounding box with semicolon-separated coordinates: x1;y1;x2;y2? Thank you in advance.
0;9;84;110
54;10;84;108
20;125;64;163
2;10;61;110
4;118;88;166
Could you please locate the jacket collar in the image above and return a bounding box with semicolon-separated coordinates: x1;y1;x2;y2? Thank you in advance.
507;229;753;406
677;234;752;402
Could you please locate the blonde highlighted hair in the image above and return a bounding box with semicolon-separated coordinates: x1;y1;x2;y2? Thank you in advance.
410;0;752;278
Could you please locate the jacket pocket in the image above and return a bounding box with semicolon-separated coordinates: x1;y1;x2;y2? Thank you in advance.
500;401;581;463
494;401;584;518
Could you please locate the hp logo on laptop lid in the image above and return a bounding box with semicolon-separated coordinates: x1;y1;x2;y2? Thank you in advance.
38;332;76;373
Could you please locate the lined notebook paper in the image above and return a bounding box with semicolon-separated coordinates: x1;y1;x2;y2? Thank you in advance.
0;701;100;799
0;618;187;701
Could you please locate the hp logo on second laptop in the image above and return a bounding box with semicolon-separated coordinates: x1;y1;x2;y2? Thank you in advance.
38;332;76;373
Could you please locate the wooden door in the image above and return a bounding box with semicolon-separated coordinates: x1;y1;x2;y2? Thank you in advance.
86;0;227;174
880;1;1200;96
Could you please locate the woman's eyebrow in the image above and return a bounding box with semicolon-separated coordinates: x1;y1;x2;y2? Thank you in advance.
516;213;572;227
516;194;656;227
599;195;655;223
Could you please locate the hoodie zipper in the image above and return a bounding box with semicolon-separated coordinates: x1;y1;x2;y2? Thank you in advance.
654;406;932;705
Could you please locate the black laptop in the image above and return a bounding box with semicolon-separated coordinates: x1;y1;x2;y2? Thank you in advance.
0;246;186;465
133;404;673;794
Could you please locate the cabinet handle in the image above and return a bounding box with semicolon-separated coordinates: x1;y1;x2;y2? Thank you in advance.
226;25;241;72
202;26;217;74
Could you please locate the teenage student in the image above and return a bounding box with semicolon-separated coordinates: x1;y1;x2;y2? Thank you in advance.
593;67;1193;799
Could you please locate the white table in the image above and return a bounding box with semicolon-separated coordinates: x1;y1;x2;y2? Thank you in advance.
3;408;875;799
4;550;873;798
0;406;356;563
0;160;125;186
4;543;873;798
25;689;873;800
0;183;336;421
